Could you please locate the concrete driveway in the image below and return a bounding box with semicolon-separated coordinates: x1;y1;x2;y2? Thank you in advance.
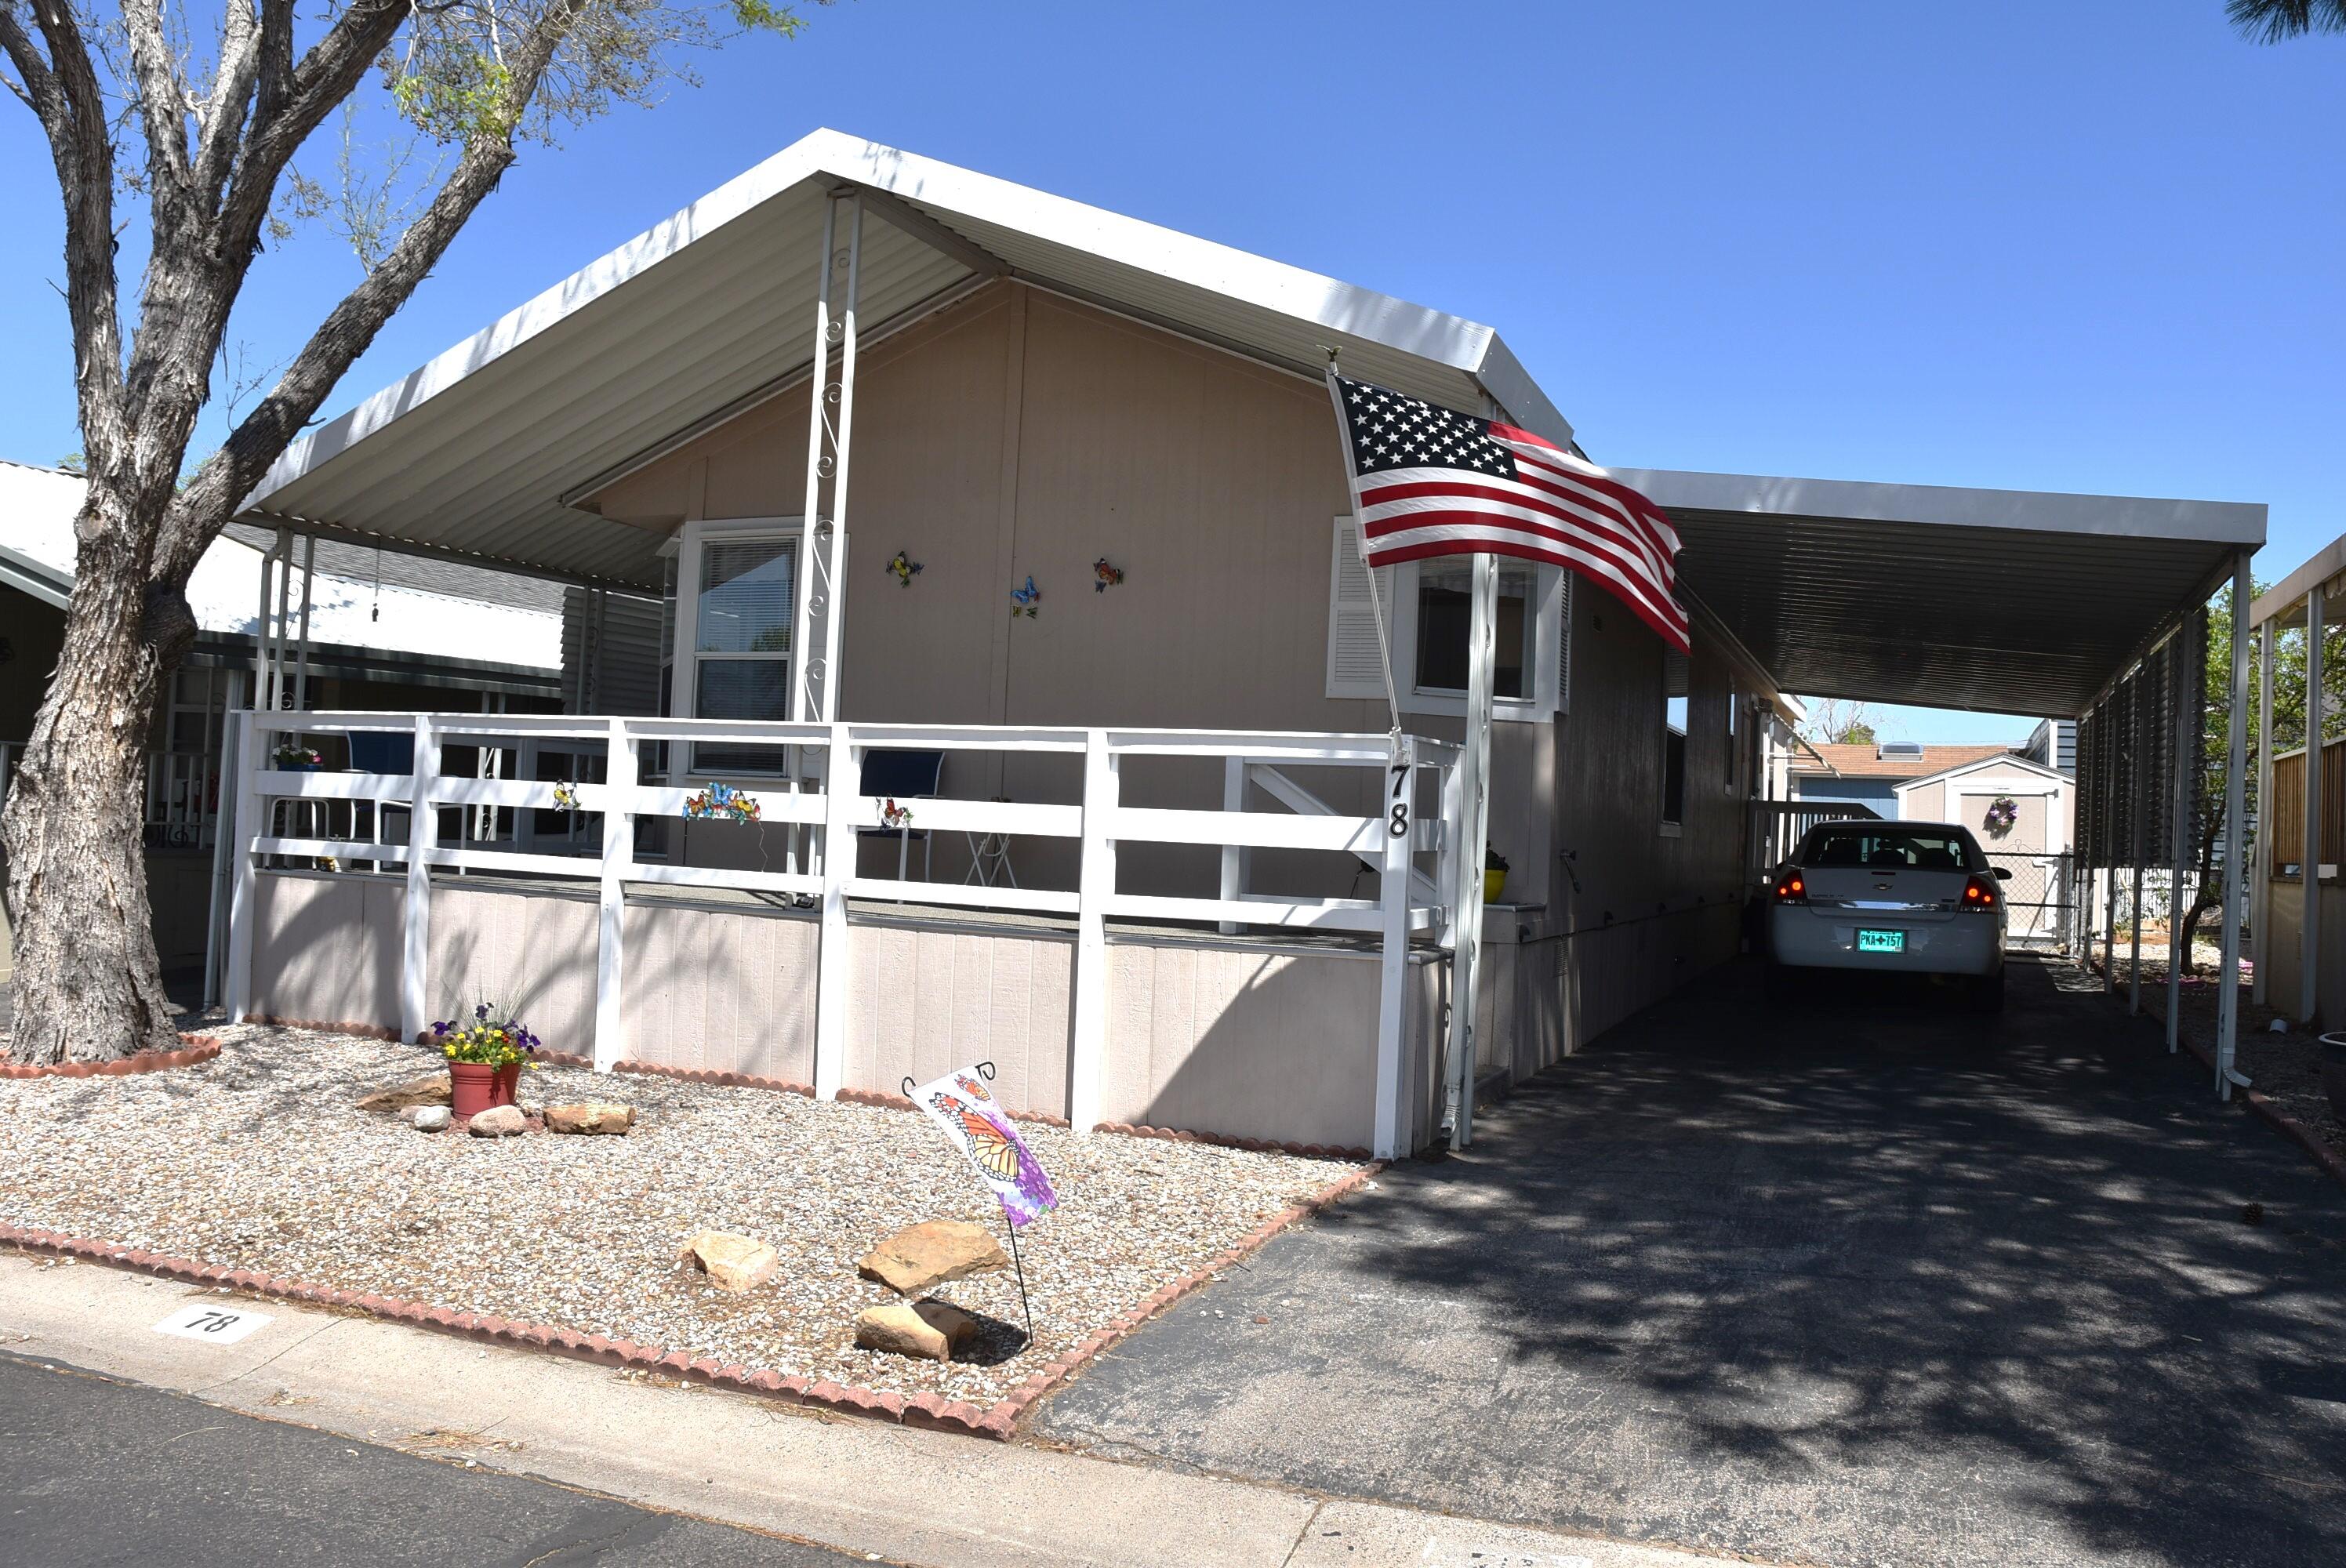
1035;956;2346;1568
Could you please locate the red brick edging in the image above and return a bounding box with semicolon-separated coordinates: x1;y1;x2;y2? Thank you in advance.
0;1033;222;1080
0;1159;1378;1439
2174;1033;2346;1189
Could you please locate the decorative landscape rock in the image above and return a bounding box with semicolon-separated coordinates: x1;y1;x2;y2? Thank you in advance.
856;1220;1007;1297
467;1105;526;1138
545;1102;634;1136
854;1300;981;1362
681;1229;778;1293
356;1073;451;1112
404;1106;452;1133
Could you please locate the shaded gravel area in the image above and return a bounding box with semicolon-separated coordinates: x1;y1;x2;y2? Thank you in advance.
2172;980;2346;1162
0;1024;1357;1406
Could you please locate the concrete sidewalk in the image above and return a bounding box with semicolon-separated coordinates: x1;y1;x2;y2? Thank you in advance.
0;1250;1763;1568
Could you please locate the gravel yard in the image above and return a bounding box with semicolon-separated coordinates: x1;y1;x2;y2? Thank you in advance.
0;1024;1359;1406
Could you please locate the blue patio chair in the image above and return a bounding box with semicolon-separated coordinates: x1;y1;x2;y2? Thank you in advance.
856;749;944;880
347;729;416;852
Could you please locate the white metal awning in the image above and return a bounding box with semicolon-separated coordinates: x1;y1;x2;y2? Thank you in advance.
1611;467;2265;719
240;129;1572;593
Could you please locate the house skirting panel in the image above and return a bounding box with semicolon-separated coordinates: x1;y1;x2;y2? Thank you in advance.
245;871;1447;1152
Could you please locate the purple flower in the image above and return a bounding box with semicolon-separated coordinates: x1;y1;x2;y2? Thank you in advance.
474;1002;491;1021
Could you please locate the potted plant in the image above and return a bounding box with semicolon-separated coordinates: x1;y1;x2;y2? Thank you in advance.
429;1003;543;1119
1484;844;1509;905
272;742;322;771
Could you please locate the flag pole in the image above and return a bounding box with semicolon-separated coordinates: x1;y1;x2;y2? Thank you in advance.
1449;549;1498;1150
1324;358;1404;738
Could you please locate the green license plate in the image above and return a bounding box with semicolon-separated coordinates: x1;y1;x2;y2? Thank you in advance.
1857;928;1905;953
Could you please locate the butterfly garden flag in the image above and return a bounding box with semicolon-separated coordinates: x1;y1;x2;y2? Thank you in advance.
909;1065;1058;1227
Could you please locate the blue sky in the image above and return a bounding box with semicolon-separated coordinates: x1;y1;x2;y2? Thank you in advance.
2;2;2338;744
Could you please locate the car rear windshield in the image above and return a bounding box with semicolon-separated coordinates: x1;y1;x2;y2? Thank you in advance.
1802;829;1977;872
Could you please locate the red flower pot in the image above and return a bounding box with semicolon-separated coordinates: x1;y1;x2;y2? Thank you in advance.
449;1061;521;1120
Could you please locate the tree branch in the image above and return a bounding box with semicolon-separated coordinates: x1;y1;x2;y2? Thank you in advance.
6;0;127;474
0;3;60;125
192;0;262;211
160;0;595;586
253;0;293;128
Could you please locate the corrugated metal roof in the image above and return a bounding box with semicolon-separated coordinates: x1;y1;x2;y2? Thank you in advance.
242;130;1569;591
1614;468;2264;719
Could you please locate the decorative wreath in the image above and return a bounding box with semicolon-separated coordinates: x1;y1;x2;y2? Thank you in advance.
1983;795;2019;837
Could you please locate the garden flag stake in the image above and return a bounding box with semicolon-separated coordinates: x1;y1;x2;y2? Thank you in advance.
1324;369;1688;1155
906;1062;1052;1339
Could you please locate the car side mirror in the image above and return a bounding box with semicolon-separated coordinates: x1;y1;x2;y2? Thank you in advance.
1991;866;2012;881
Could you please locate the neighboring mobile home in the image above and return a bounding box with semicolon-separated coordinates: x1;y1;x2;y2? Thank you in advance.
0;458;565;984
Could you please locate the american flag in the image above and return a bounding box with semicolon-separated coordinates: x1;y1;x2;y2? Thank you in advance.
1327;373;1688;653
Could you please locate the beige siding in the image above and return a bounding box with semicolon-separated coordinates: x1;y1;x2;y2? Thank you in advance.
621;900;817;1082
1104;941;1382;1149
244;870;1436;1147
588;282;1547;898
1905;782;1945;821
846;921;1073;1117
250;872;403;1029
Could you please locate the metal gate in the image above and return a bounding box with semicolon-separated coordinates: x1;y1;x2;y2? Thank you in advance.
1983;849;2072;948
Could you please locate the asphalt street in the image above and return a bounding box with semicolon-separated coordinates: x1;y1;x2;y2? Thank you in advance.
0;1351;871;1567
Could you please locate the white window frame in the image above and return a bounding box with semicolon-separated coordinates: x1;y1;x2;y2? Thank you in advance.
1389;556;1567;723
665;516;806;775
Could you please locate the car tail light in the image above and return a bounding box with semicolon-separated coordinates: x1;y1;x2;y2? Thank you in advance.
1774;873;1807;904
1960;874;1999;911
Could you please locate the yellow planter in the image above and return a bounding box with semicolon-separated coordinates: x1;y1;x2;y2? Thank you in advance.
1484;869;1508;904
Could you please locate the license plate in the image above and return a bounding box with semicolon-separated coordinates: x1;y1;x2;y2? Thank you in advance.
1857;928;1905;953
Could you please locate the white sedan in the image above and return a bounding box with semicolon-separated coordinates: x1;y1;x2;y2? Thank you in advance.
1765;821;2010;1010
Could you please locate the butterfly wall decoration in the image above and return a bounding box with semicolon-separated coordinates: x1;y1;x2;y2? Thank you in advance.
1009;575;1041;619
683;780;761;824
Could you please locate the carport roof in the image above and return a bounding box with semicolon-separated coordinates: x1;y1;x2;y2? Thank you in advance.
1609;468;2264;720
238;129;1571;593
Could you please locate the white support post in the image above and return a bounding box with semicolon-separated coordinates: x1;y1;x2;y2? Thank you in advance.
1447;553;1498;1151
222;710;260;1022
272;524;292;710
2254;618;2274;1007
791;198;837;726
292;532;315;717
817;195;861;728
400;715;440;1047
2167;618;2197;1051
2102;700;2119;991
1218;755;1247;935
1374;732;1415;1160
1070;728;1118;1133
812;723;856;1099
2129;678;2147;1014
1436;747;1465;952
2219;556;2252;1094
594;717;637;1072
2304;583;2326;1026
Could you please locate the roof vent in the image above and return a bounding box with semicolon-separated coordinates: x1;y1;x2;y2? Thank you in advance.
1876;740;1925;760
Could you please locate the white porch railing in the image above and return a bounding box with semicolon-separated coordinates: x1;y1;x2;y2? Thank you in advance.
223;711;1462;1158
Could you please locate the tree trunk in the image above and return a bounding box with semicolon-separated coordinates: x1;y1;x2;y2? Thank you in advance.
1;485;185;1065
